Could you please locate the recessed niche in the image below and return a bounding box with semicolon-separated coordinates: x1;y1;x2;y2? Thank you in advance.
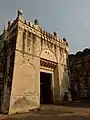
29;48;30;51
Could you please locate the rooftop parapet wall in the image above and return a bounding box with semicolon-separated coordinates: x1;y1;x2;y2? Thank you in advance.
5;9;69;52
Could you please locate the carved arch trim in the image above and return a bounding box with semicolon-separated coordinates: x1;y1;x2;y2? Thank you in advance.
20;63;36;92
39;48;58;63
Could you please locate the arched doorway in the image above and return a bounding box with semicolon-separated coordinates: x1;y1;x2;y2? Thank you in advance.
40;49;57;104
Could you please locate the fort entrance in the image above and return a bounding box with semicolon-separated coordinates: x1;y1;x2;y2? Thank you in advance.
40;58;57;104
0;10;69;114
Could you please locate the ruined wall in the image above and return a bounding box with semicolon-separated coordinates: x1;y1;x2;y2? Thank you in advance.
1;22;17;113
68;49;90;101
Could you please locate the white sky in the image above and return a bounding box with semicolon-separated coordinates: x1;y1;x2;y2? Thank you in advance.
0;0;90;53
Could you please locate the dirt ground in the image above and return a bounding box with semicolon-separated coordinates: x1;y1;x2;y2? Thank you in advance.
0;103;90;120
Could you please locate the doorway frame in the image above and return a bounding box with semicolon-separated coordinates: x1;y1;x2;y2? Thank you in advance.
40;68;54;102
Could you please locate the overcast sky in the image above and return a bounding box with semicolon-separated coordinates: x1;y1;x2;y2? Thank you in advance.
0;0;90;53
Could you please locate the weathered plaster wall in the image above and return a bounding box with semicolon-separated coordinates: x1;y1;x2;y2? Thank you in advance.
3;10;69;114
9;51;40;114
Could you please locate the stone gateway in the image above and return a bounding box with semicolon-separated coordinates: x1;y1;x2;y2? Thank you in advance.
0;10;69;114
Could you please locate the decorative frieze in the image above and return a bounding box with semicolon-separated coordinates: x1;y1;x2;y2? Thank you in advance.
40;59;56;69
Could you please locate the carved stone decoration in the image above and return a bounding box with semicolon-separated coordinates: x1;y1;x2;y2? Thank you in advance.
40;59;56;69
40;49;57;63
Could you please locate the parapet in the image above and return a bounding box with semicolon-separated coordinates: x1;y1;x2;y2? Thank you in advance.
17;9;23;17
5;9;69;47
34;19;39;25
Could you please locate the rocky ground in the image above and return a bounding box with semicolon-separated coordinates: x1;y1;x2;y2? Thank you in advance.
1;103;90;120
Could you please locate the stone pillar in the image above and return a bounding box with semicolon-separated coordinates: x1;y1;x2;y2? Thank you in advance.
16;23;23;51
58;63;64;100
25;30;28;53
53;65;60;102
